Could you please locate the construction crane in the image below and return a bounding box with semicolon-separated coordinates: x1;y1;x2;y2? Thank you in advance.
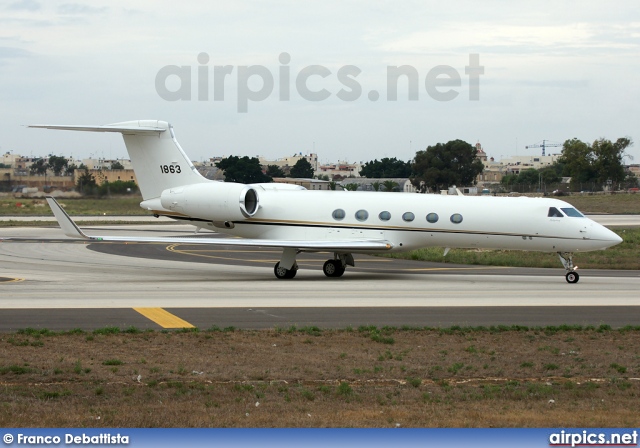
525;140;562;157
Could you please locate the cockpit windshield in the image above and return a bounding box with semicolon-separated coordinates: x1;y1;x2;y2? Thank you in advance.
561;207;584;218
548;207;563;217
548;207;585;218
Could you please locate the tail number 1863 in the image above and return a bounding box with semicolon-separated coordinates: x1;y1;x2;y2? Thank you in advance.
160;165;181;174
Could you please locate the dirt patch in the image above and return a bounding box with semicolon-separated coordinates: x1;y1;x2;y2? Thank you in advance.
1;327;638;427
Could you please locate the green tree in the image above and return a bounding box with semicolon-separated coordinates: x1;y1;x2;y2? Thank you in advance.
289;158;314;178
216;156;272;184
30;158;48;175
47;155;68;176
76;168;97;194
592;138;630;188
110;161;125;170
501;167;562;192
359;157;411;178
65;163;78;176
517;168;540;187
558;137;632;190
328;181;339;190
343;183;359;191
411;140;484;193
97;180;138;197
623;171;639;189
382;180;399;192
266;165;286;178
539;165;561;185
501;173;518;188
371;181;381;191
558;138;596;187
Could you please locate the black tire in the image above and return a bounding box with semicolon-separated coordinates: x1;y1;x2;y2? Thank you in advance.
565;271;579;284
274;262;297;279
323;260;345;278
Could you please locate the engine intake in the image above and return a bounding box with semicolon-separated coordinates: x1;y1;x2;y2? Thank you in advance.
160;182;260;221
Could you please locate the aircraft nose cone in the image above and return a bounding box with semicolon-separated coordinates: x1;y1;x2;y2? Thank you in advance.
594;225;623;248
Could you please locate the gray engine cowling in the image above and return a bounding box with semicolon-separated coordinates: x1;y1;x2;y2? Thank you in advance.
160;182;259;222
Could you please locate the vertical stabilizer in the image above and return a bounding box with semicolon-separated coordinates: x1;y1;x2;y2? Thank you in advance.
119;121;210;199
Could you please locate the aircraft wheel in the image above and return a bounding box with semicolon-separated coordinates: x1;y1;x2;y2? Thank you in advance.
274;262;297;279
565;271;579;284
323;260;345;278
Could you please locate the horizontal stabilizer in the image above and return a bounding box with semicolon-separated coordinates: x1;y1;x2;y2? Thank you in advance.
31;120;207;200
28;122;167;134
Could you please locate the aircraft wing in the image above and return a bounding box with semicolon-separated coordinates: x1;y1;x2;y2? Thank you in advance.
44;197;393;252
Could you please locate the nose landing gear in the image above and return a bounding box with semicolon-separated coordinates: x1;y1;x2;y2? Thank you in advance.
558;252;579;283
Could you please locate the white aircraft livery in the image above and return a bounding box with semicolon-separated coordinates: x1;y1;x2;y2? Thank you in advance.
30;120;622;282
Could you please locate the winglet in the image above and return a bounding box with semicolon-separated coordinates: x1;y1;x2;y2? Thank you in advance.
45;197;89;239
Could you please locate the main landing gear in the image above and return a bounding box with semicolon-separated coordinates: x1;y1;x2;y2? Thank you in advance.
274;262;298;279
273;251;354;279
322;253;354;278
323;259;345;278
558;252;579;284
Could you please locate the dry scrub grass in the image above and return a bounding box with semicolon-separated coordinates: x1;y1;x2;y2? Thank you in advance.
1;327;639;427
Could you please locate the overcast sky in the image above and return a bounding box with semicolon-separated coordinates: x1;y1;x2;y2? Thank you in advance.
1;0;639;165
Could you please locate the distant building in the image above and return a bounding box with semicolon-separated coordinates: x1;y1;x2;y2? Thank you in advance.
193;157;224;180
477;157;508;185
499;154;561;173
474;141;562;187
339;178;416;193
73;169;137;186
272;177;330;190
475;142;506;186
475;142;487;163
81;158;133;170
1;152;20;168
205;157;225;167
259;153;318;176
13;157;39;175
317;161;362;179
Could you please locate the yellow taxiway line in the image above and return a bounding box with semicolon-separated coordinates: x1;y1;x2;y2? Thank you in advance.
133;307;195;329
0;277;25;283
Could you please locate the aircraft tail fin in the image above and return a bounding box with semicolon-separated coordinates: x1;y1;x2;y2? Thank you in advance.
30;121;210;200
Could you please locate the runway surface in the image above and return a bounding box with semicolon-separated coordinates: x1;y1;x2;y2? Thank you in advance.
1;225;639;331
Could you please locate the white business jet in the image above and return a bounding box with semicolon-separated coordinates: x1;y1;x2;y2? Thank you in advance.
30;120;622;283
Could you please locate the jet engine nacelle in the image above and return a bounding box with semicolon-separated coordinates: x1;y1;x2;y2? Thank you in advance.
160;182;259;223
